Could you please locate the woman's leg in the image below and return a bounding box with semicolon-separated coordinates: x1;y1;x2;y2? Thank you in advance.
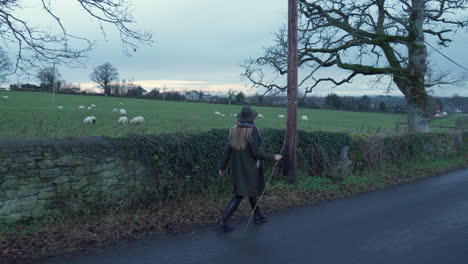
248;196;267;224
219;195;243;232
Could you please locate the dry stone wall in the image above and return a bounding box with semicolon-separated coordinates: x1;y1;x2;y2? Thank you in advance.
0;137;155;223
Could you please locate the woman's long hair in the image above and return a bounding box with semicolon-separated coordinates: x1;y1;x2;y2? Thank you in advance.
229;125;253;150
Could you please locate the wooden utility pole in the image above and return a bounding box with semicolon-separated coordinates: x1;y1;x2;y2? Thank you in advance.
286;0;298;184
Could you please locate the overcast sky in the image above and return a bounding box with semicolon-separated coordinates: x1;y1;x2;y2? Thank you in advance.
7;0;468;96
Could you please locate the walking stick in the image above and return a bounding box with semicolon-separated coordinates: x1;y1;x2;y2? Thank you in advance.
243;139;287;232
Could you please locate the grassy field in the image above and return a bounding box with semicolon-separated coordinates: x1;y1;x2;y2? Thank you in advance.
0;91;460;139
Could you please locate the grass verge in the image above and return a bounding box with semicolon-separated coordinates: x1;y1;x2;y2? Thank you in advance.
1;153;467;264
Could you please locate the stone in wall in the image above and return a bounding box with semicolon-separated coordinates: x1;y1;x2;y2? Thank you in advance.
0;137;155;223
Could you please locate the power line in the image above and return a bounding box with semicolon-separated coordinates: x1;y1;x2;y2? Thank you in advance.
420;37;468;72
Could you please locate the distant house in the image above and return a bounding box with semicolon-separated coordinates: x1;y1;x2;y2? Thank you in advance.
126;85;148;96
185;90;213;102
185;90;201;101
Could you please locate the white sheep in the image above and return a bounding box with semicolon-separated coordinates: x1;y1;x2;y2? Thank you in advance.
91;104;96;107
79;105;85;109
112;108;118;114
118;116;128;125
130;116;144;125
83;116;96;124
258;114;264;118
119;109;127;115
87;106;92;110
57;106;63;109
278;114;285;119
2;96;8;99
214;111;225;117
301;115;308;121
119;102;123;105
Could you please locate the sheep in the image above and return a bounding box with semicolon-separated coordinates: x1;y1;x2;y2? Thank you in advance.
442;111;448;115
258;114;264;118
118;116;128;125
301;115;308;121
119;102;123;105
113;108;118;114
214;111;225;117
278;114;284;119
91;104;96;107
119;109;127;115
87;106;92;110
83;116;96;124
130;116;144;125
435;114;441;118
57;106;63;109
2;96;8;99
79;105;85;109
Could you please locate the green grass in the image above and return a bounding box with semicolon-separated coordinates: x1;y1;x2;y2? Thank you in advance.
0;91;458;139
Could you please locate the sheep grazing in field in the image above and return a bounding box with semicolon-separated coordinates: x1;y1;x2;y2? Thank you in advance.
113;108;118;114
87;106;92;110
83;116;96;124
130;116;144;125
57;106;63;109
278;115;284;119
118;116;128;125
2;96;8;99
258;114;264;118
119;109;127;115
79;105;85;109
91;104;96;107
301;115;308;121
214;111;225;117
119;102;123;105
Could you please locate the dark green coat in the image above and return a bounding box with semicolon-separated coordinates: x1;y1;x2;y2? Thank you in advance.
219;127;275;197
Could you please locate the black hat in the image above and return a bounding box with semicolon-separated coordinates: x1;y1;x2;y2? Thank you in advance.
236;106;258;121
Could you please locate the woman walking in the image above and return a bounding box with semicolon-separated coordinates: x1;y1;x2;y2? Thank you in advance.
218;106;282;232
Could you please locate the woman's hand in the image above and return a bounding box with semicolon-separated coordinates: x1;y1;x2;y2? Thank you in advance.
275;154;283;161
219;169;224;177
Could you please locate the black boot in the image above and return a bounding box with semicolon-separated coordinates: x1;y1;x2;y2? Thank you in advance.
249;197;268;224
218;196;242;232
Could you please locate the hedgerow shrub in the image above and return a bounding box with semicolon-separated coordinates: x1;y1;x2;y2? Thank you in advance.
351;133;456;174
114;130;457;202
118;129;350;201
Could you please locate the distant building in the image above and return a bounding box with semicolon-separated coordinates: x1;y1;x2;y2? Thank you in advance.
185;90;200;101
185;91;212;102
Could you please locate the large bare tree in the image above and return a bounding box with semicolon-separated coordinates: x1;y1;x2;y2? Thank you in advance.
90;62;119;96
0;0;152;74
243;0;468;132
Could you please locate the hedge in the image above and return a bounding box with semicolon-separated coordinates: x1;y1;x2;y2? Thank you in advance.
115;129;457;202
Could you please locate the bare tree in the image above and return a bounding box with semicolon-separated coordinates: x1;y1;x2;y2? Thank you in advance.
0;0;152;74
0;47;11;85
227;88;237;104
36;67;61;91
243;0;468;133
90;62;119;96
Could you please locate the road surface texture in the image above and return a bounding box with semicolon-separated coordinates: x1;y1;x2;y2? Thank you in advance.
41;168;468;264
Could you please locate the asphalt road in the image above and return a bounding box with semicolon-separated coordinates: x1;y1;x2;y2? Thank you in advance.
41;168;468;264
